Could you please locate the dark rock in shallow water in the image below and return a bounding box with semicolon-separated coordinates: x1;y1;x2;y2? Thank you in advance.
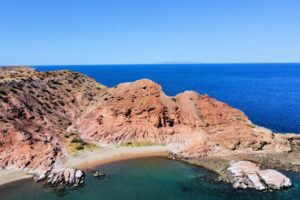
93;171;106;179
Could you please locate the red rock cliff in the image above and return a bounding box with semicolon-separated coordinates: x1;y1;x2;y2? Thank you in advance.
0;67;294;174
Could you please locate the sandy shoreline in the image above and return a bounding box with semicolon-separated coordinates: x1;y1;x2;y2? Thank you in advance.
0;169;32;186
2;145;299;187
67;146;170;169
0;145;170;186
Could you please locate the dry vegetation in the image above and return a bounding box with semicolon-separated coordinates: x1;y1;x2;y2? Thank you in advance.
64;132;97;156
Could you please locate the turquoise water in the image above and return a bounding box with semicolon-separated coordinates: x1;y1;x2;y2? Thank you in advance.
0;157;299;200
35;64;300;134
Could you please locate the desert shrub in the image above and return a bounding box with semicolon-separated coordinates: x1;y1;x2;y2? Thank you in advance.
58;100;65;106
30;83;38;88
10;88;18;94
44;102;51;109
1;129;8;136
75;145;84;150
42;88;50;93
0;96;9;103
69;132;77;136
71;138;83;143
0;91;7;96
0;97;9;103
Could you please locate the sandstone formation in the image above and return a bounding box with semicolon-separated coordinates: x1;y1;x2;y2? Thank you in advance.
0;66;299;188
227;161;292;190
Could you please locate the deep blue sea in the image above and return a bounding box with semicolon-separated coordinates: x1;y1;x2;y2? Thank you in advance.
1;64;299;200
35;63;300;134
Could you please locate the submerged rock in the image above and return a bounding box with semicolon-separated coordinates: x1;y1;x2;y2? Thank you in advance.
93;171;106;179
227;161;292;190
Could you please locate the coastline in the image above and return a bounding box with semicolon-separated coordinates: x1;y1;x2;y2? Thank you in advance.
0;169;32;186
1;145;300;188
0;146;170;187
64;145;170;169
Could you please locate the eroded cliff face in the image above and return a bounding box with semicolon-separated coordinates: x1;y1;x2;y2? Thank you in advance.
0;66;106;174
70;78;292;157
0;66;296;175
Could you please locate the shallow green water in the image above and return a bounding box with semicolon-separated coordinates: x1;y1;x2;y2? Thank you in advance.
0;157;299;200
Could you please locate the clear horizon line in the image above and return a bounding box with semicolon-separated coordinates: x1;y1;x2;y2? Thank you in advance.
1;61;300;67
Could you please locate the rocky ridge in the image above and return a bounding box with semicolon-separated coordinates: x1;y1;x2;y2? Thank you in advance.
0;66;299;189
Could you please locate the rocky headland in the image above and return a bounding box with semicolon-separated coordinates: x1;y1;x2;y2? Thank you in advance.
0;66;299;190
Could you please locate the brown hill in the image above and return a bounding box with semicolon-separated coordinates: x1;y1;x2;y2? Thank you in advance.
0;66;297;176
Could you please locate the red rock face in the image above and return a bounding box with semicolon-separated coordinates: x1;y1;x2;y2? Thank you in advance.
0;67;106;173
0;67;294;173
71;79;292;157
72;79;246;142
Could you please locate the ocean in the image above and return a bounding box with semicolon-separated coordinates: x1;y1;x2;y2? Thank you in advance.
0;63;299;199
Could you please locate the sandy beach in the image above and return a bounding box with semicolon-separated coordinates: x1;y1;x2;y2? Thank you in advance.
0;169;32;186
64;145;170;169
0;145;170;186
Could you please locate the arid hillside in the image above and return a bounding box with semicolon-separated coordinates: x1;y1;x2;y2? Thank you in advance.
0;66;298;175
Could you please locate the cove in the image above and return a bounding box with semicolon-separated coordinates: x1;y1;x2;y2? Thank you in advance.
0;157;299;200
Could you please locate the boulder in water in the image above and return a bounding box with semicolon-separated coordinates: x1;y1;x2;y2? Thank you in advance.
227;161;292;190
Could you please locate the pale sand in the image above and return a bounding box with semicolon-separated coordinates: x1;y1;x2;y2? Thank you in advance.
0;145;170;186
0;169;32;186
63;145;170;169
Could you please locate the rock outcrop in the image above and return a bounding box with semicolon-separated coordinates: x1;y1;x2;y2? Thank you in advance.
0;66;104;186
227;161;292;190
32;167;84;186
0;66;298;188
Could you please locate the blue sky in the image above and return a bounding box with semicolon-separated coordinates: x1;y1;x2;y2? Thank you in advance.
1;0;300;65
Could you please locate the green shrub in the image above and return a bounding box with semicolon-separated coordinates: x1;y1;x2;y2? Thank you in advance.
69;132;77;136
75;145;84;150
71;138;83;143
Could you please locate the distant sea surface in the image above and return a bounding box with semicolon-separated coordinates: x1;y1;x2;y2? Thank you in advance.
1;64;300;200
35;63;300;134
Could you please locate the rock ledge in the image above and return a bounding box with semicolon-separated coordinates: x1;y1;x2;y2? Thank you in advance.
227;161;292;190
